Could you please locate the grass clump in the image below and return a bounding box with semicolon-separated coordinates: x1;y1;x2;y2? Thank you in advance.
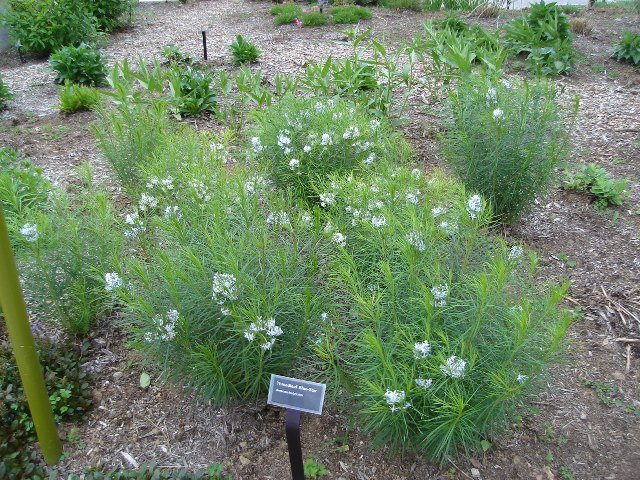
250;95;408;201
441;74;575;224
301;12;329;27
230;34;262;65
58;82;102;113
332;5;373;24
271;4;302;25
612;30;640;66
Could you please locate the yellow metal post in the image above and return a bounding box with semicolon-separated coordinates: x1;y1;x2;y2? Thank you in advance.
0;204;62;465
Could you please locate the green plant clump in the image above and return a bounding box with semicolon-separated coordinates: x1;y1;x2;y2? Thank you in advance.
167;66;218;118
229;34;262;65
442;74;575;224
0;0;100;56
58;82;102;113
332;5;373;24
0;339;93;478
565;163;629;209
0;74;14;109
504;1;575;75
612;30;640;66
301;12;329;27
84;0;137;32
271;4;302;25
70;461;232;479
251;94;408;201
49;43;109;86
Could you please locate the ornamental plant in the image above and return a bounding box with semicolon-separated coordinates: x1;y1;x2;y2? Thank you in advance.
0;74;14;109
310;165;571;459
84;0;137;32
441;74;576;224
250;95;409;201
331;5;373;24
0;0;100;56
612;30;640;67
301;12;329;27
229;35;262;65
58;82;102;113
271;4;302;26
49;43;109;86
166;66;218;118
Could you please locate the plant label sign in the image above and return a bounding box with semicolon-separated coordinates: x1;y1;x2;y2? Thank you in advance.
267;374;326;415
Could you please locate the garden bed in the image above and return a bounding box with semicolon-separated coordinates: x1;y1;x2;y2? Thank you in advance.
1;1;639;479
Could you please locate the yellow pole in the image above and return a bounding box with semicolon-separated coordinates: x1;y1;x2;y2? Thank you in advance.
0;204;62;465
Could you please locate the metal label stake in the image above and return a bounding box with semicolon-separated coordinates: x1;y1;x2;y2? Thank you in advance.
285;409;304;480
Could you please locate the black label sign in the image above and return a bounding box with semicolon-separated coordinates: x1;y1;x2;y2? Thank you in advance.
267;375;326;415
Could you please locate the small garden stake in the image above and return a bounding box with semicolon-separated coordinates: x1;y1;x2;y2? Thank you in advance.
0;203;62;465
201;28;208;60
285;409;305;480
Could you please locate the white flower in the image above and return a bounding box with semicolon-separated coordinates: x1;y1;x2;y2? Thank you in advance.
486;87;497;104
221;307;231;316
315;101;324;113
364;152;376;165
415;377;433;389
319;193;335;207
411;168;421;180
431;284;449;307
320;133;333;146
277;134;291;147
266;210;291;227
288;158;300;170
431;206;446;217
438;220;458;236
164;206;182;220
244;331;255;341
251;137;264;153
406;191;420;205
406;231;426;252
189;180;211;202
508;245;524;260
139;192;158;211
467;194;482;220
211;272;238;304
20;224;38;242
371;119;380;129
303;145;311;153
413;341;432;359
244;316;283;350
371;215;386;228
517;374;528;384
332;232;346;247
161;177;174;190
343;126;360;139
321;312;328;322
493;108;504;120
368;200;383;211
511;305;523;312
500;78;513;89
146;309;179;342
261;338;276;351
323;222;334;234
146;177;159;189
104;272;123;292
440;356;466;378
300;212;312;227
384;389;409;412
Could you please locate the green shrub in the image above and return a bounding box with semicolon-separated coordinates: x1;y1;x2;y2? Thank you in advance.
301;12;329;27
84;0;137;32
441;75;575;224
229;34;262;65
311;165;571;460
49;43;108;86
612;30;640;66
0;74;14;109
0;148;51;223
161;44;195;67
58;82;102;113
504;1;575;75
565;163;630;209
15;166;123;335
332;5;373;24
1;339;93;478
167;66;218;118
0;0;100;56
382;0;424;11
272;4;302;25
250;95;408;201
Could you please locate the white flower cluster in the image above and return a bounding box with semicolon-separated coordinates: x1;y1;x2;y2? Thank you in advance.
266;210;291;227
244;316;283;351
439;355;466;378
299;211;312;227
20;223;38;242
406;231;426;252
405;190;420;205
413;340;432;359
371;215;386;228
486;87;497;105
164;205;182;220
332;232;346;247
146;176;174;192
189;180;211;203
431;284;449;307
144;309;179;342
319;193;336;207
104;272;123;292
139;192;159;212
251;136;264;153
244;176;266;195
432;206;446;217
438;220;458;236
211;272;238;304
384;389;411;413
124;211;146;238
508;245;523;260
493;108;504;120
343;126;360;139
467;194;482;220
414;377;433;389
288;158;300;172
517;374;527;384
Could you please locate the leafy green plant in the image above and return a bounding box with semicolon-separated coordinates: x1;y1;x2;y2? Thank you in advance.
442;74;575;224
167;66;218;118
58;82;102;113
301;12;329;27
0;0;100;56
304;459;329;478
68;461;232;479
612;30;640;66
311;165;571;460
0;339;93;478
229;34;262;65
565;163;629;209
161;44;195;67
84;0;137;32
504;1;575;75
49;43;108;86
250;94;409;201
382;0;424;11
0;74;14;109
271;4;302;25
332;5;373;24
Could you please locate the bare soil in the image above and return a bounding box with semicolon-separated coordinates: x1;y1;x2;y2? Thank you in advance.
1;2;639;479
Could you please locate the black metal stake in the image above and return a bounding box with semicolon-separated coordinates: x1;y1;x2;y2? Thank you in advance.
285;409;304;480
201;29;208;61
16;41;25;64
